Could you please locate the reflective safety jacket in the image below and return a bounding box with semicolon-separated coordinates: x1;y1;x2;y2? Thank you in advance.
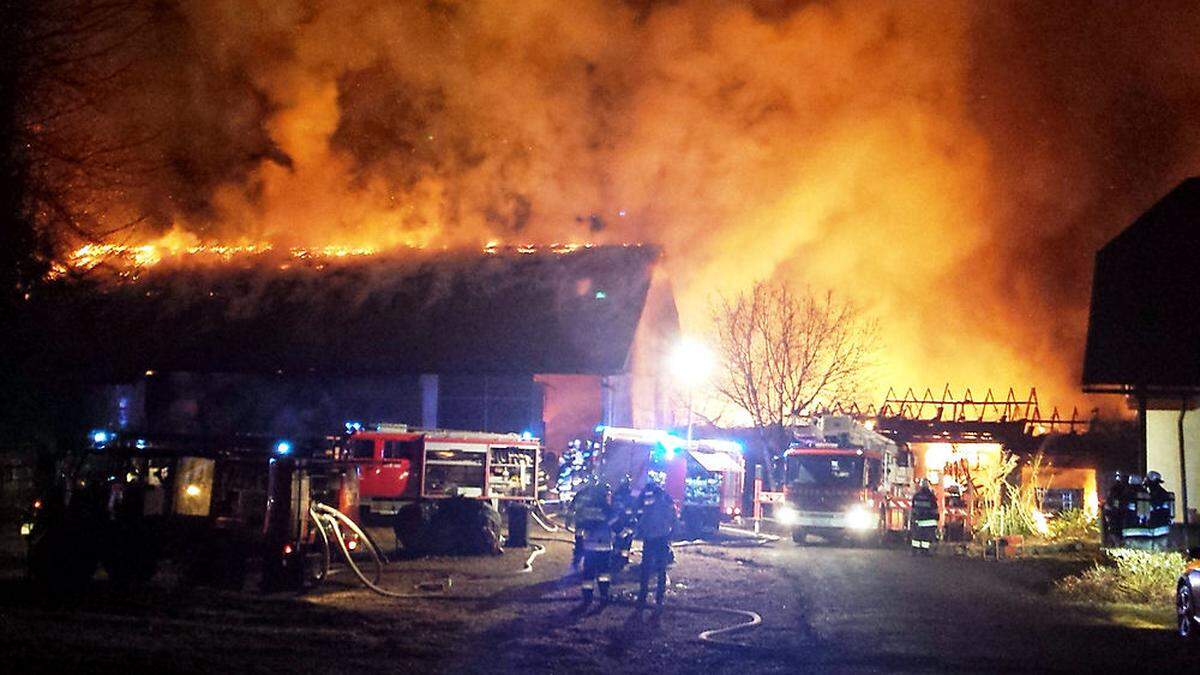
912;488;939;529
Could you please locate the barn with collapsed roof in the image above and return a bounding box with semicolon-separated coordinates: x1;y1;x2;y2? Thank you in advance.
24;245;681;455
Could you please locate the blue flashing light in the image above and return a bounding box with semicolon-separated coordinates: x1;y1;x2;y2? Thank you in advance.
594;424;606;433
521;430;533;440
594;290;607;300
344;421;363;433
91;430;112;447
655;432;684;460
275;440;292;456
135;439;147;450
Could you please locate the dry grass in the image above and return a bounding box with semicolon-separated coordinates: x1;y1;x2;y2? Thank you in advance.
1055;548;1185;606
972;451;1051;539
1047;508;1099;542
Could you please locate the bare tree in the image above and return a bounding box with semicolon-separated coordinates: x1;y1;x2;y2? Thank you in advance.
3;0;156;296
1;0;154;438
711;281;877;488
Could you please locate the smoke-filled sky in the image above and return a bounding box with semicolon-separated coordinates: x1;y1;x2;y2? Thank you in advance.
53;0;1200;411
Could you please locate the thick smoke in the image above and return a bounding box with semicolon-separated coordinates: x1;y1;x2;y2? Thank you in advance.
55;0;1200;410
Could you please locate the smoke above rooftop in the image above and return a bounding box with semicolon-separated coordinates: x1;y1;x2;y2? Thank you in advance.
32;0;1200;410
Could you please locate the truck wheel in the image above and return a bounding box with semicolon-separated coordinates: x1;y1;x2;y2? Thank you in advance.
792;529;807;545
29;526;99;593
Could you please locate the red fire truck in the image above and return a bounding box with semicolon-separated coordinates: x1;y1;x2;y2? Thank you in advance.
588;427;745;536
343;424;541;518
776;441;913;545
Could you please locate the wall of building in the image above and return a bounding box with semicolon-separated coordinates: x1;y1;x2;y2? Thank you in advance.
626;265;680;430
535;374;601;456
92;371;543;438
1146;407;1200;522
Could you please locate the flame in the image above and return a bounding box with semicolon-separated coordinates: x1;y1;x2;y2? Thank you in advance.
54;226;614;278
32;0;1161;412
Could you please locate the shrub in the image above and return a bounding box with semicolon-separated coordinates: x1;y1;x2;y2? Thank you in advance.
1048;508;1100;542
1055;548;1185;605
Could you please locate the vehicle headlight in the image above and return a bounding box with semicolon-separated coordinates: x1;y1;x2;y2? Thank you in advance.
846;504;875;530
776;505;799;525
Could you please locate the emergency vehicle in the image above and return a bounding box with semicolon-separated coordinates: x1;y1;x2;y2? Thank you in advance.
343;424;540;518
588;426;745;535
21;430;360;592
775;416;913;545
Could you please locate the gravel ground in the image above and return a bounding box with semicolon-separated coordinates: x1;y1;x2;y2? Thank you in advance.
1;527;1195;673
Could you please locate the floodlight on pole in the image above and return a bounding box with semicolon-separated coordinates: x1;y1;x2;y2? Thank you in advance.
668;337;714;449
668;337;714;388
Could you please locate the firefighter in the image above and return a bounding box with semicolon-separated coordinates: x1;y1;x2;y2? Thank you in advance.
1101;471;1127;545
910;479;938;555
611;475;637;571
571;476;615;602
636;480;677;607
569;475;605;569
1146;471;1174;542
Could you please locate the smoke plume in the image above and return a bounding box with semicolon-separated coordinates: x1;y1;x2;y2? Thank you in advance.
44;0;1200;410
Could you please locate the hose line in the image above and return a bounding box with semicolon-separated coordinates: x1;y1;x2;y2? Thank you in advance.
307;502;764;649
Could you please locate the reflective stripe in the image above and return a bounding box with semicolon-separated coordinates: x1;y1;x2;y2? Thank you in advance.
915;519;938;527
1121;526;1171;538
911;540;931;549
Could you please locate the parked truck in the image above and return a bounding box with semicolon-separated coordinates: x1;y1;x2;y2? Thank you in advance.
342;424;540;517
776;416;913;545
21;430;360;592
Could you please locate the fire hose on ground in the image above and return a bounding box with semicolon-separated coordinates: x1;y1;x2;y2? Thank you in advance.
307;502;764;649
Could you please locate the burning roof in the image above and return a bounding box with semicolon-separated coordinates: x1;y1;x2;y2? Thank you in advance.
24;245;673;380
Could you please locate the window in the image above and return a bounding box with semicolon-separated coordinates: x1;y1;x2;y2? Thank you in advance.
383;439;420;461
785;456;864;486
348;439;376;460
865;459;881;487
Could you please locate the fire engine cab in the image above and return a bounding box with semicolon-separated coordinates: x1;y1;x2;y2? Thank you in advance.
776;416;913;545
344;424;540;518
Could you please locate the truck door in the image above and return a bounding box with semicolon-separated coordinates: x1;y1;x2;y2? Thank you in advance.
349;437;384;497
379;437;419;499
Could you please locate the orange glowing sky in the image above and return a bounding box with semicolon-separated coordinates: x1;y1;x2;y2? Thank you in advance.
37;1;1200;414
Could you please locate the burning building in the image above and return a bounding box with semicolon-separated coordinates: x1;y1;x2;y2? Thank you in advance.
23;245;680;455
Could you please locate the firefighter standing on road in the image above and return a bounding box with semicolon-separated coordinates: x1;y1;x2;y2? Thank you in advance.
910;479;939;555
569;476;605;569
636;481;677;607
571;476;615;602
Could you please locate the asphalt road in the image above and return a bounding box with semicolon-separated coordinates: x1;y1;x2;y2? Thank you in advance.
2;533;1196;673
676;536;1196;672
